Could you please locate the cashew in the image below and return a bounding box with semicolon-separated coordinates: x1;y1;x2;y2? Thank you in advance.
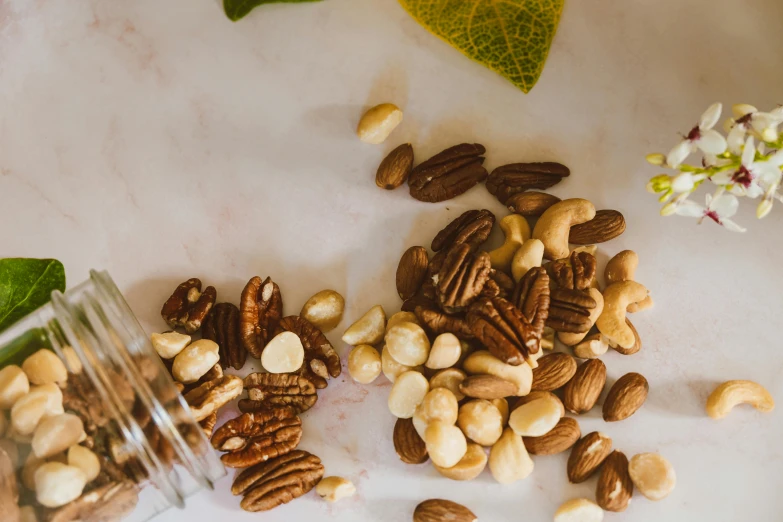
424;421;468;468
381;345;422;383
532;199;596;260
150;332;191;359
573;333;609;359
300;289;345;332
508;393;561;437
554;498;604;522
429;368;467;401
457;400;503;446
388;371;429;418
11;384;64;436
67;445;101;482
463;350;532;396
342;305;386;345
605;250;654;312
172;339;220;383
315;476;356;503
432;442;487;481
705;380;775;419
34;462;86;508
559;288;604;346
385;322;430;366
628;453;676;501
0;365;30;409
356;103;403;144
22;349;67;386
596;281;648;349
32;413;85;459
488;215;531;272
348;345;382;384
488;427;534;484
386;311;420;333
511;239;544;282
426;333;461;369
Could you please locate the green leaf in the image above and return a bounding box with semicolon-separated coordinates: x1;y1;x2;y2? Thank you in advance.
0;258;66;334
398;0;565;93
224;0;323;22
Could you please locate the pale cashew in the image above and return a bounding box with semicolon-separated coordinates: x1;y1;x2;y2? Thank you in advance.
342;305;386;345
532;199;596;260
596;281;648;349
559;288;604;346
605;250;653;312
705;380;775;419
511;239;544;282
488;215;530;272
315;476;356;503
573;333;609;359
356;103;403;144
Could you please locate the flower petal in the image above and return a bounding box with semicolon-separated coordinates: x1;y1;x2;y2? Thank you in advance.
732;104;757;118
699;103;722;130
757;198;773;219
767;148;783;168
709;193;740;218
674;200;705;217
721;218;747;233
696;129;727;154
667;140;693;168
710;171;732;185
741;136;755;166
671;172;696;192
727;125;747;155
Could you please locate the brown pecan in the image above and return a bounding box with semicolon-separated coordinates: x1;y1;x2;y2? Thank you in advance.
213;409;302;468
466;297;539;366
486;162;570;204
548;251;597;291
44;481;139;522
431;209;495;253
202;302;246;370
481;269;515;299
232;450;324;512
512;267;550;336
506;191;561;216
437;244;491;314
396;246;430;300
199;412;218;439
240;276;283;359
408;143;488;203
277;316;341;389
241;373;317;414
161;278;217;333
414;306;474;340
183;375;244;422
547;289;596;333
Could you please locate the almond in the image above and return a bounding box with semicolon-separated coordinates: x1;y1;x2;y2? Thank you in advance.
459;374;517;400
531;353;577;391
376;143;413;189
396;246;430;300
608;318;641;355
563;359;606;414
413;499;477;522
506;191;561;216
523;416;580;455
393;417;428;464
596;450;633;512
603;372;648;422
568;209;626;245
567;431;612;483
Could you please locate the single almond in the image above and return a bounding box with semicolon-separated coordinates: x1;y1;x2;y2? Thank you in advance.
506;191;561;216
563;359;606;414
393;417;428;464
413;499;477;522
608;318;641;355
531;352;577;392
376;143;414;190
568;209;626;245
596;450;633;512
459;375;517;400
523;416;581;455
603;372;648;422
396;246;430;300
567;431;612;483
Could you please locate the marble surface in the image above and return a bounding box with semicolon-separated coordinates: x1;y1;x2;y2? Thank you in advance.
2;0;783;520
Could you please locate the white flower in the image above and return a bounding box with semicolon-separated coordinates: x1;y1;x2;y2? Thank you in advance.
711;137;781;198
726;104;781;149
674;192;746;232
666;103;727;168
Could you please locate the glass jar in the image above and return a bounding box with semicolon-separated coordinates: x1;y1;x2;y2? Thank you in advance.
0;270;224;521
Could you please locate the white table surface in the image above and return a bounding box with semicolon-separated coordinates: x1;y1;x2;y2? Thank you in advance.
2;0;782;520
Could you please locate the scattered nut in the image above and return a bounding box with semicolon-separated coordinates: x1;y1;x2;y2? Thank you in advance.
457;400;503;446
357;103;403;144
386;311;420;332
531;352;577;392
429;368;467;401
22;349;67;386
458;374;516;400
240;276;283;359
488;214;531;272
511;238;544;282
23;452;46;491
568;209;626;245
567;431;612;483
554;498;604;522
0;365;30;409
381;345;421;383
316;476;356;503
490;397;509;425
415;387;459;429
463;350;532;396
603;372;648;422
388;371;430;418
607;318;642;355
342;305;386;345
488;427;534;484
161;278;216;333
424;421;468;468
261;331;305;374
596;281;649;349
628;452;676;501
425;333;461;369
413;499;477;522
376;143;414;189
541;326;555;350
523;416;580;455
508;393;562;437
11;383;64;436
150;331;191;359
705;380;775;419
32;413;85;459
300;290;345;333
595;450;633;512
558;288;604;346
604;250;654;312
563;359;606;414
393;417;428;464
432;442;487;481
397;246;430;300
34;462;87;508
348;344;382;384
67;445;100;483
385;322;431;366
532;199;596;260
572;333;609;359
172;339;220;384
506;191;561;216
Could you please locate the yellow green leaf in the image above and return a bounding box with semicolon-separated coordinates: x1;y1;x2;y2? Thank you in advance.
398;0;565;93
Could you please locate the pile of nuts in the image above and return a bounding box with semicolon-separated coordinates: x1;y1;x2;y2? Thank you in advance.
155;276;355;512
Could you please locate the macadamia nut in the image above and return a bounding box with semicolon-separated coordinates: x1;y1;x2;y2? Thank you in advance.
429;368;467;401
35;462;87;508
425;421;468;469
385;322;430;366
0;365;30;409
172;339;220;383
425;333;461;370
348;345;382;384
432;442;487;481
457;400;503;446
415;388;459;427
68;445;101;482
261;331;305;374
342;305;386;345
22;349;67;386
11;384;64;436
150;332;191;359
386;311;420;333
301;290;345;332
32;413;85;459
381;345;421;383
388;371;429;418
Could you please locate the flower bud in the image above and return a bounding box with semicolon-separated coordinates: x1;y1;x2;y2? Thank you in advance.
645;153;666;166
660;201;678;216
757;199;773;219
646;174;671;194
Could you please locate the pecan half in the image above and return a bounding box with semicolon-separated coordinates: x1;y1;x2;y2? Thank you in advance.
512;267;550;336
414;306;474;340
233;450;324;512
213;409;302;468
486;162;570;204
466;297;539;366
437;244;491;314
408;143;488;203
44;481;139;522
480;269;515;299
240;276;283;359
431;209;495;253
547;289;596;333
199;412;218;439
183;375;244;422
277;316;341;389
241;373;317;414
161;278;217;333
202;302;246;370
548;251;597;291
